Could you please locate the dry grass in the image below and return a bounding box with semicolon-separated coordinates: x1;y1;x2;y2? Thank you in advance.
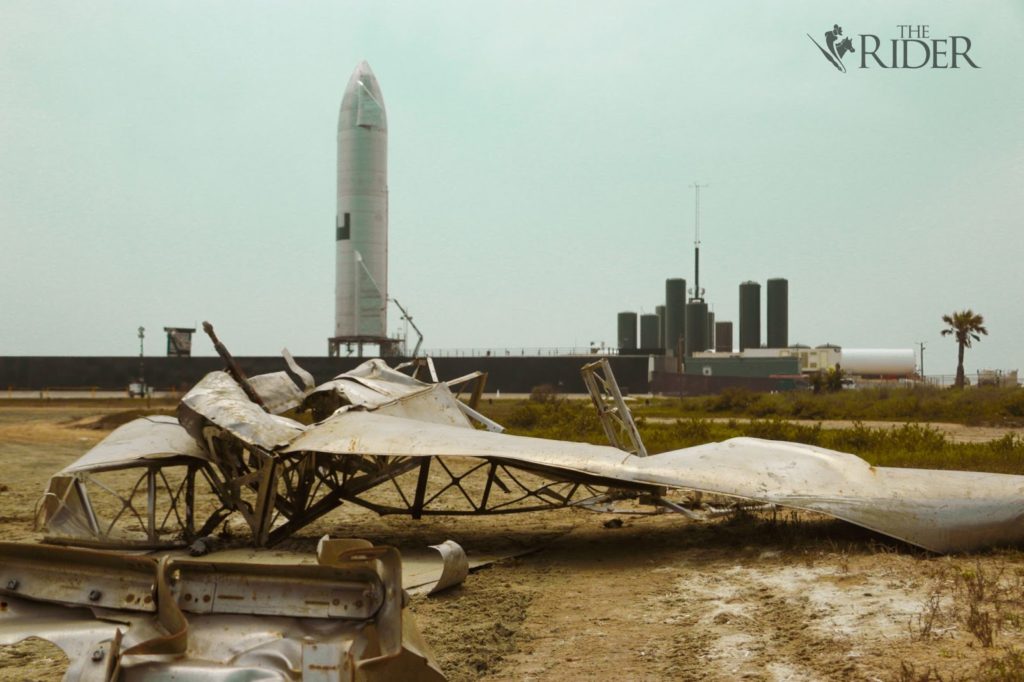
628;385;1024;426
484;398;1024;474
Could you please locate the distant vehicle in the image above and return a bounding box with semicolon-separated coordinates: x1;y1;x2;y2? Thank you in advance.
127;382;148;398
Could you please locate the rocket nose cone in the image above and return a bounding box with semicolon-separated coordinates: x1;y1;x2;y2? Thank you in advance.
340;60;386;130
349;61;381;96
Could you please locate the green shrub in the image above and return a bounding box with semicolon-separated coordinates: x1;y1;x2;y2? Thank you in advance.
1003;390;1024;418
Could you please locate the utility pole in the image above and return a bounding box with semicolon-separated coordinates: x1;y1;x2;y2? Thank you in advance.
917;341;926;380
690;182;709;302
138;326;147;402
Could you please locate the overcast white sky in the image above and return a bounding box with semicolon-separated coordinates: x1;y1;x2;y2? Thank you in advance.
1;1;1021;376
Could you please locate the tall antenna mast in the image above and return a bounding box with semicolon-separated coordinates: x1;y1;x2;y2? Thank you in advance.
691;182;708;302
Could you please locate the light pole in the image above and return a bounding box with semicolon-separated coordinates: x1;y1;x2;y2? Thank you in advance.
138;326;146;398
917;341;926;381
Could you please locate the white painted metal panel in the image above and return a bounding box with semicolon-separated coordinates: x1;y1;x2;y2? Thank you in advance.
180;371;306;450
285;411;1024;553
62;416;209;473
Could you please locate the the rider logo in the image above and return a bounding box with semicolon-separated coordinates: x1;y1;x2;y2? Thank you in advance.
808;24;855;73
809;24;979;72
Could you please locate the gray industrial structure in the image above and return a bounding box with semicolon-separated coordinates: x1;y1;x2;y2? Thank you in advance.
617;312;638;352
715;321;733;353
738;281;761;352
684;301;709;357
640;314;660;351
655;306;666;350
163;327;196;358
664;278;687;356
766;278;789;349
606;186;808;392
615;276;790;358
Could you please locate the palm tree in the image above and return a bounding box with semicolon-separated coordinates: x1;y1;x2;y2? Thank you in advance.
941;310;987;388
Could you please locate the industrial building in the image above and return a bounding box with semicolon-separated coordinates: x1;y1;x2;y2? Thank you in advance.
618;273;918;395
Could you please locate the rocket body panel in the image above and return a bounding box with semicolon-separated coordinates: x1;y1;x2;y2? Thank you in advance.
335;61;388;339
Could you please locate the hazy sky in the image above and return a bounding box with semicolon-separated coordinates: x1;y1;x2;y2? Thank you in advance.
2;1;1021;376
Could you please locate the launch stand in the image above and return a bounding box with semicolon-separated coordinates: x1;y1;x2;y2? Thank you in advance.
328;335;402;358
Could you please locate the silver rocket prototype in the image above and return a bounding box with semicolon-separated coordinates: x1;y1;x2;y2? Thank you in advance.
335;61;388;340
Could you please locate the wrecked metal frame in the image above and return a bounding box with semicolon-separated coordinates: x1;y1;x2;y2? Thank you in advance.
0;540;445;680
39;413;656;551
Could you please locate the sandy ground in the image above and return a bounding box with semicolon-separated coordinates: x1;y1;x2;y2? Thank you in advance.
4;403;1024;680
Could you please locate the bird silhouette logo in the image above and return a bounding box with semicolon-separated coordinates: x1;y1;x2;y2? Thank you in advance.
808;24;856;72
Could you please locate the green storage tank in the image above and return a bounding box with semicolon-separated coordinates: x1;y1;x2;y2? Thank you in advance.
715;321;733;353
617;312;638;352
640;314;660;351
664;279;687;357
739;281;761;351
684;301;709;356
655;305;666;352
766;278;788;349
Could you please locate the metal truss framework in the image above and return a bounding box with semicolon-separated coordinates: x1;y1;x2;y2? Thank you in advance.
38;357;661;549
43;446;651;550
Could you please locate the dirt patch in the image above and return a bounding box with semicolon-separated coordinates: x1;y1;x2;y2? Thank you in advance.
412;561;536;680
68;408;176;431
5;403;1024;680
0;638;67;682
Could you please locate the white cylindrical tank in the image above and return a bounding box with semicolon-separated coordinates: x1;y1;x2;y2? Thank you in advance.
839;349;916;376
336;61;388;339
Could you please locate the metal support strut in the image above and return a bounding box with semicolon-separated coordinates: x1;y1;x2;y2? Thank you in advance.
581;358;648;457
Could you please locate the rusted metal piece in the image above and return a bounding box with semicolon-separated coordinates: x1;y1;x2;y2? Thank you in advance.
0;541;445;681
202;320;268;411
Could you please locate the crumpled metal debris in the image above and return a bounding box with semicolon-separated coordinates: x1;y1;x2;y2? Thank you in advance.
32;328;1024;554
0;540;445;681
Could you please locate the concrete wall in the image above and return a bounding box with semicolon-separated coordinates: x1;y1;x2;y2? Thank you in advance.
0;355;652;394
651;371;805;396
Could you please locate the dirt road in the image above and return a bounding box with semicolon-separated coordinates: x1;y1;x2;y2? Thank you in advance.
3;404;1024;680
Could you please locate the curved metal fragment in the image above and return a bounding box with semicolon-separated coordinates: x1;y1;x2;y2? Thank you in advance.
285;410;1024;553
179;371;305;451
60;416;208;474
425;540;469;595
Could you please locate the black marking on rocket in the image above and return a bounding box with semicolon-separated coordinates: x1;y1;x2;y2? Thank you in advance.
336;212;351;241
